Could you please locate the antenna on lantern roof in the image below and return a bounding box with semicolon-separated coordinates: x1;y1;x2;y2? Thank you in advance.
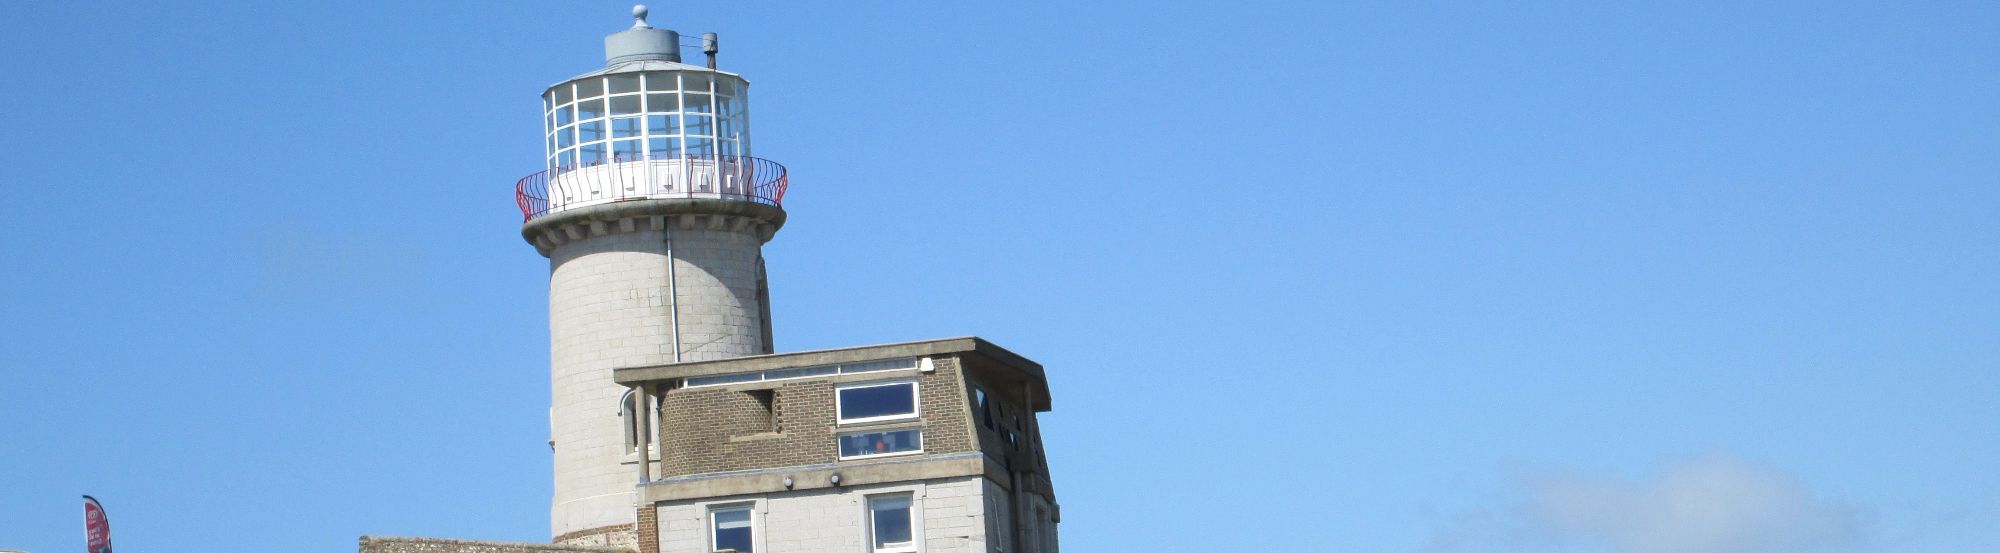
631;4;652;29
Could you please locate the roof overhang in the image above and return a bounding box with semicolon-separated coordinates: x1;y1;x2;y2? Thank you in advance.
613;336;1052;411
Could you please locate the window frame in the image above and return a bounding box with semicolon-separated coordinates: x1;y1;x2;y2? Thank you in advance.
708;503;756;553
837;427;924;460
835;380;921;425
866;493;919;553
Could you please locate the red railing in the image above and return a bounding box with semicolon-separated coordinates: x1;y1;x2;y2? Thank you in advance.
515;154;788;222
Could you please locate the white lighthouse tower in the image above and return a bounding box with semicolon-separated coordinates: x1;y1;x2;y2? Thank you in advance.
515;5;786;547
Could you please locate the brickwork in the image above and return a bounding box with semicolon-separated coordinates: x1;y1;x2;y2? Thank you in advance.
357;536;629;553
545;217;772;538
658;356;977;478
635;506;659;553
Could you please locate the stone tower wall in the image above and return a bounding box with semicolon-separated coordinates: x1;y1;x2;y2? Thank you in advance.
545;215;772;544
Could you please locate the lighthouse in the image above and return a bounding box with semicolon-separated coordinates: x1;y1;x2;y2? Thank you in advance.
514;7;1062;553
515;5;785;547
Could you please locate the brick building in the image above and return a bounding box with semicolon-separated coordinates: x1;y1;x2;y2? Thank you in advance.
362;6;1061;553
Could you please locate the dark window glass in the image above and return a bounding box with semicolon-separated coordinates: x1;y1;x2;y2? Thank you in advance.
838;383;916;422
839;429;922;458
869;495;913;551
711;508;752;553
554;85;573;104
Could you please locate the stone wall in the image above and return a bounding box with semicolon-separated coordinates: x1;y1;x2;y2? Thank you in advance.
357;536;631;553
652;476;988;553
546;216;772;539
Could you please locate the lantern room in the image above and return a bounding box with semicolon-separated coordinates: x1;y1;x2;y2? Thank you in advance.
515;5;785;222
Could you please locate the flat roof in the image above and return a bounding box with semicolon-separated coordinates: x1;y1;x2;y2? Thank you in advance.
613;336;1052;410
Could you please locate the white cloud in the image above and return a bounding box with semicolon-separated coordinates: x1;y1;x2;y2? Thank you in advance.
1427;453;1862;553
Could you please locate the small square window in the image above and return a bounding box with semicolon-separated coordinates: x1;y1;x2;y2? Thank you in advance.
868;494;915;553
710;505;753;553
836;381;918;424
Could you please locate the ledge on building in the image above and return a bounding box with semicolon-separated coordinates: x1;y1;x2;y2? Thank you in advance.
358;536;632;553
612;336;1051;411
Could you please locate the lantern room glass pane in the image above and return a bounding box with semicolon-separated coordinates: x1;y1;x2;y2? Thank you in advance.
645;72;676;91
685;137;714;157
556;126;575;148
647;114;678;135
580;143;606;164
648;137;679;157
610;95;642;116
578;120;605;142
720;139;739;157
646;93;677;114
683;114;712;137
608;74;641;94
683;74;711;93
575;78;604;99
682;93;712;114
613;139;642;160
554;85;573;104
555;106;573;126
576;99;605;120
612;117;642;138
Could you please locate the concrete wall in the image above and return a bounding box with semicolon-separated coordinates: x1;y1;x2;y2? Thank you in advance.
547;217;770;542
652;476;990;553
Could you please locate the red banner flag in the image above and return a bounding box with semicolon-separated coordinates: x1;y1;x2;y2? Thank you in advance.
83;495;113;553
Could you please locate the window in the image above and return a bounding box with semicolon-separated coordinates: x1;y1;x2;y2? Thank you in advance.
973;387;995;431
710;504;753;552
839;428;922;459
837;381;918;424
867;494;915;553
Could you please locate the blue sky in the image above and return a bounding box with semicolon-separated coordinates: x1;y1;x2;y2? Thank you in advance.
1;1;1995;552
